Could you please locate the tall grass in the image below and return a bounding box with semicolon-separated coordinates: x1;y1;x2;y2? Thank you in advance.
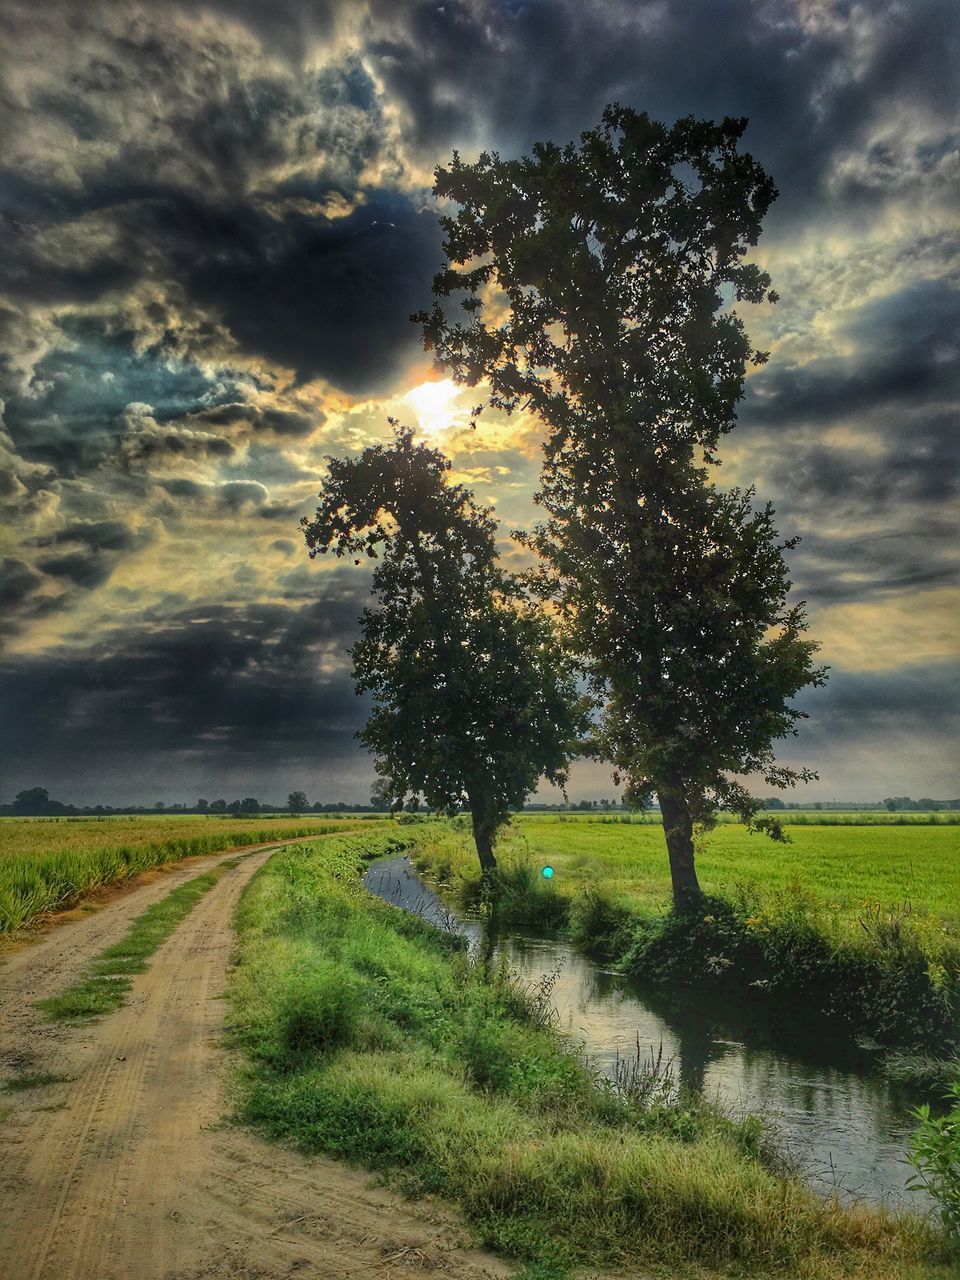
0;818;373;934
229;832;951;1279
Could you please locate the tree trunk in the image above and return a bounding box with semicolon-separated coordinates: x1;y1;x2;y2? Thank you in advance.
468;788;498;875
658;788;702;910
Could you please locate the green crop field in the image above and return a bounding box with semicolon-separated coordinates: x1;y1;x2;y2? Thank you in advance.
0;814;378;935
510;816;960;923
522;810;959;826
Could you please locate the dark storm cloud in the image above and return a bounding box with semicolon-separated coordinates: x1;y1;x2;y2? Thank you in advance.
793;661;960;746
35;550;115;590
191;404;319;438
37;519;144;553
361;0;959;225
0;557;41;611
0;588;371;794
742;279;960;430
162;191;440;391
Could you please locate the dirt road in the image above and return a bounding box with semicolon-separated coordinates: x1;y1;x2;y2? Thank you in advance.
0;842;509;1280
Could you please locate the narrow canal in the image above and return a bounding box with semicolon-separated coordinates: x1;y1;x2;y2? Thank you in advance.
364;854;937;1213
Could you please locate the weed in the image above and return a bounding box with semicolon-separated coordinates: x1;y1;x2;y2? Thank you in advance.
1;1071;71;1091
908;1082;960;1239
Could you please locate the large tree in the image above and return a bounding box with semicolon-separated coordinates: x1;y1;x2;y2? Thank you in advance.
301;425;586;872
416;107;825;905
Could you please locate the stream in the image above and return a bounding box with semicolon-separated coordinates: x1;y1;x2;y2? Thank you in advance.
364;854;939;1213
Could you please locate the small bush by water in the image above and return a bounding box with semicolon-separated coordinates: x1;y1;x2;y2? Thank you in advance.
229;831;951;1279
909;1082;960;1239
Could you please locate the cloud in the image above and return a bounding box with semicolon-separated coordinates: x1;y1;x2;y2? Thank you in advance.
190;403;319;438
0;0;956;798
0;592;372;801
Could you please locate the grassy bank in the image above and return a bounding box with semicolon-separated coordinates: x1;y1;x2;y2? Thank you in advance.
412;821;960;1059
0;816;376;934
228;831;951;1279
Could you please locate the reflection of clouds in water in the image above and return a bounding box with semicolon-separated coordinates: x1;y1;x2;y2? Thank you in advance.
364;857;929;1211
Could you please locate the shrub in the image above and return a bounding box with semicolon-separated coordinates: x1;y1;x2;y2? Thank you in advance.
274;962;363;1062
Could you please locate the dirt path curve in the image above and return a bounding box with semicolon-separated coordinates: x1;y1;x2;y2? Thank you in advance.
0;843;510;1280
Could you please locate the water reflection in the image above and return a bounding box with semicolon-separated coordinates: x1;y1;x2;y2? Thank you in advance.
363;856;933;1210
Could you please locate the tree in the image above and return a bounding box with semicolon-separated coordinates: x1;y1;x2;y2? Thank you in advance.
196;797;209;812
210;798;227;812
13;787;49;815
287;790;308;814
370;777;393;812
240;797;259;814
416;106;825;906
301;424;587;872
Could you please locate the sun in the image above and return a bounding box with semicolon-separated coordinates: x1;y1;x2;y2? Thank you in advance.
403;378;467;434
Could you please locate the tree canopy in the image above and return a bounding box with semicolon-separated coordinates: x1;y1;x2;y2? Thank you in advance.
416;106;826;904
301;424;587;870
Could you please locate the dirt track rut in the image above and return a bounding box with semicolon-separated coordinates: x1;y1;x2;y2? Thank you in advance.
0;842;509;1280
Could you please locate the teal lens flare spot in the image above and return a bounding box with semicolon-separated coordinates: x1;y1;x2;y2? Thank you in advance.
541;865;554;879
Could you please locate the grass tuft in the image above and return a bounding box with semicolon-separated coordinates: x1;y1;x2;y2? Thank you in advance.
1;1070;72;1091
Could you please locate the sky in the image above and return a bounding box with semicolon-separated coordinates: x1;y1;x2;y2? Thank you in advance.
0;0;957;806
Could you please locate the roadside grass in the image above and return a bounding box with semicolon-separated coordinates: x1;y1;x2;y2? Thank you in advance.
1;1070;72;1091
412;821;960;1057
0;816;377;934
37;869;222;1020
229;832;953;1280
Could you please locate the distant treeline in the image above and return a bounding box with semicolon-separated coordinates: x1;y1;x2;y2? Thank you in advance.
3;786;959;820
0;787;391;818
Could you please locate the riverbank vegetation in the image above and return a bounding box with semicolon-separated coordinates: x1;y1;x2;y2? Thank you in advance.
412;820;960;1062
0;816;370;934
228;833;953;1279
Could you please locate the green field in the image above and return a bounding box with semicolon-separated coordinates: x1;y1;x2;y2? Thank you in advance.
0;815;377;935
523;810;960;826
513;817;960;923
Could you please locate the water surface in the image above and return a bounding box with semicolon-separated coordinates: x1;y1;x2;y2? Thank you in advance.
363;855;936;1211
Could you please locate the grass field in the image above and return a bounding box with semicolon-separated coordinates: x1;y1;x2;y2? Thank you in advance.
513;817;960;923
0;815;377;935
230;831;952;1280
523;810;960;826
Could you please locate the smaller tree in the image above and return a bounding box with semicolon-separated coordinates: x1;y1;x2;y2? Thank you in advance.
370;777;393;811
287;790;308;814
196;797;209;812
302;424;587;872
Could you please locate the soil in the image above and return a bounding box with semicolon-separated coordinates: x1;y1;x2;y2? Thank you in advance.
0;841;510;1280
